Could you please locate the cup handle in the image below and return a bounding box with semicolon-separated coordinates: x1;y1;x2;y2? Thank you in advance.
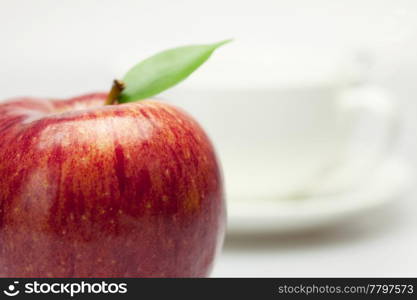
338;83;399;164
297;83;400;197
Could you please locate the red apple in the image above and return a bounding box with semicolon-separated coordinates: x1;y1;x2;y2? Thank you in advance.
0;93;225;277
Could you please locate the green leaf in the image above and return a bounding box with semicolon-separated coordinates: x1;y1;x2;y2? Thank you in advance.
118;39;232;103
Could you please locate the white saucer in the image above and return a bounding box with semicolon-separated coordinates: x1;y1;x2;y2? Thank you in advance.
227;156;414;235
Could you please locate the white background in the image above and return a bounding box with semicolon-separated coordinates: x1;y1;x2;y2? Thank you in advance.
0;0;416;277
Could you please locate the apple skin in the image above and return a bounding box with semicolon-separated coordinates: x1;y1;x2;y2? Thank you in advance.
0;93;225;277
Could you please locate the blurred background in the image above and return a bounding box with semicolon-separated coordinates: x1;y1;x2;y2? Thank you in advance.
0;0;416;276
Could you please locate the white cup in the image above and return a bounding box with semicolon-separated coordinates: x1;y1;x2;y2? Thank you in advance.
162;54;399;201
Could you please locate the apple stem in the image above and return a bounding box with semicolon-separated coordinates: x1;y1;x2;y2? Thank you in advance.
105;80;125;105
